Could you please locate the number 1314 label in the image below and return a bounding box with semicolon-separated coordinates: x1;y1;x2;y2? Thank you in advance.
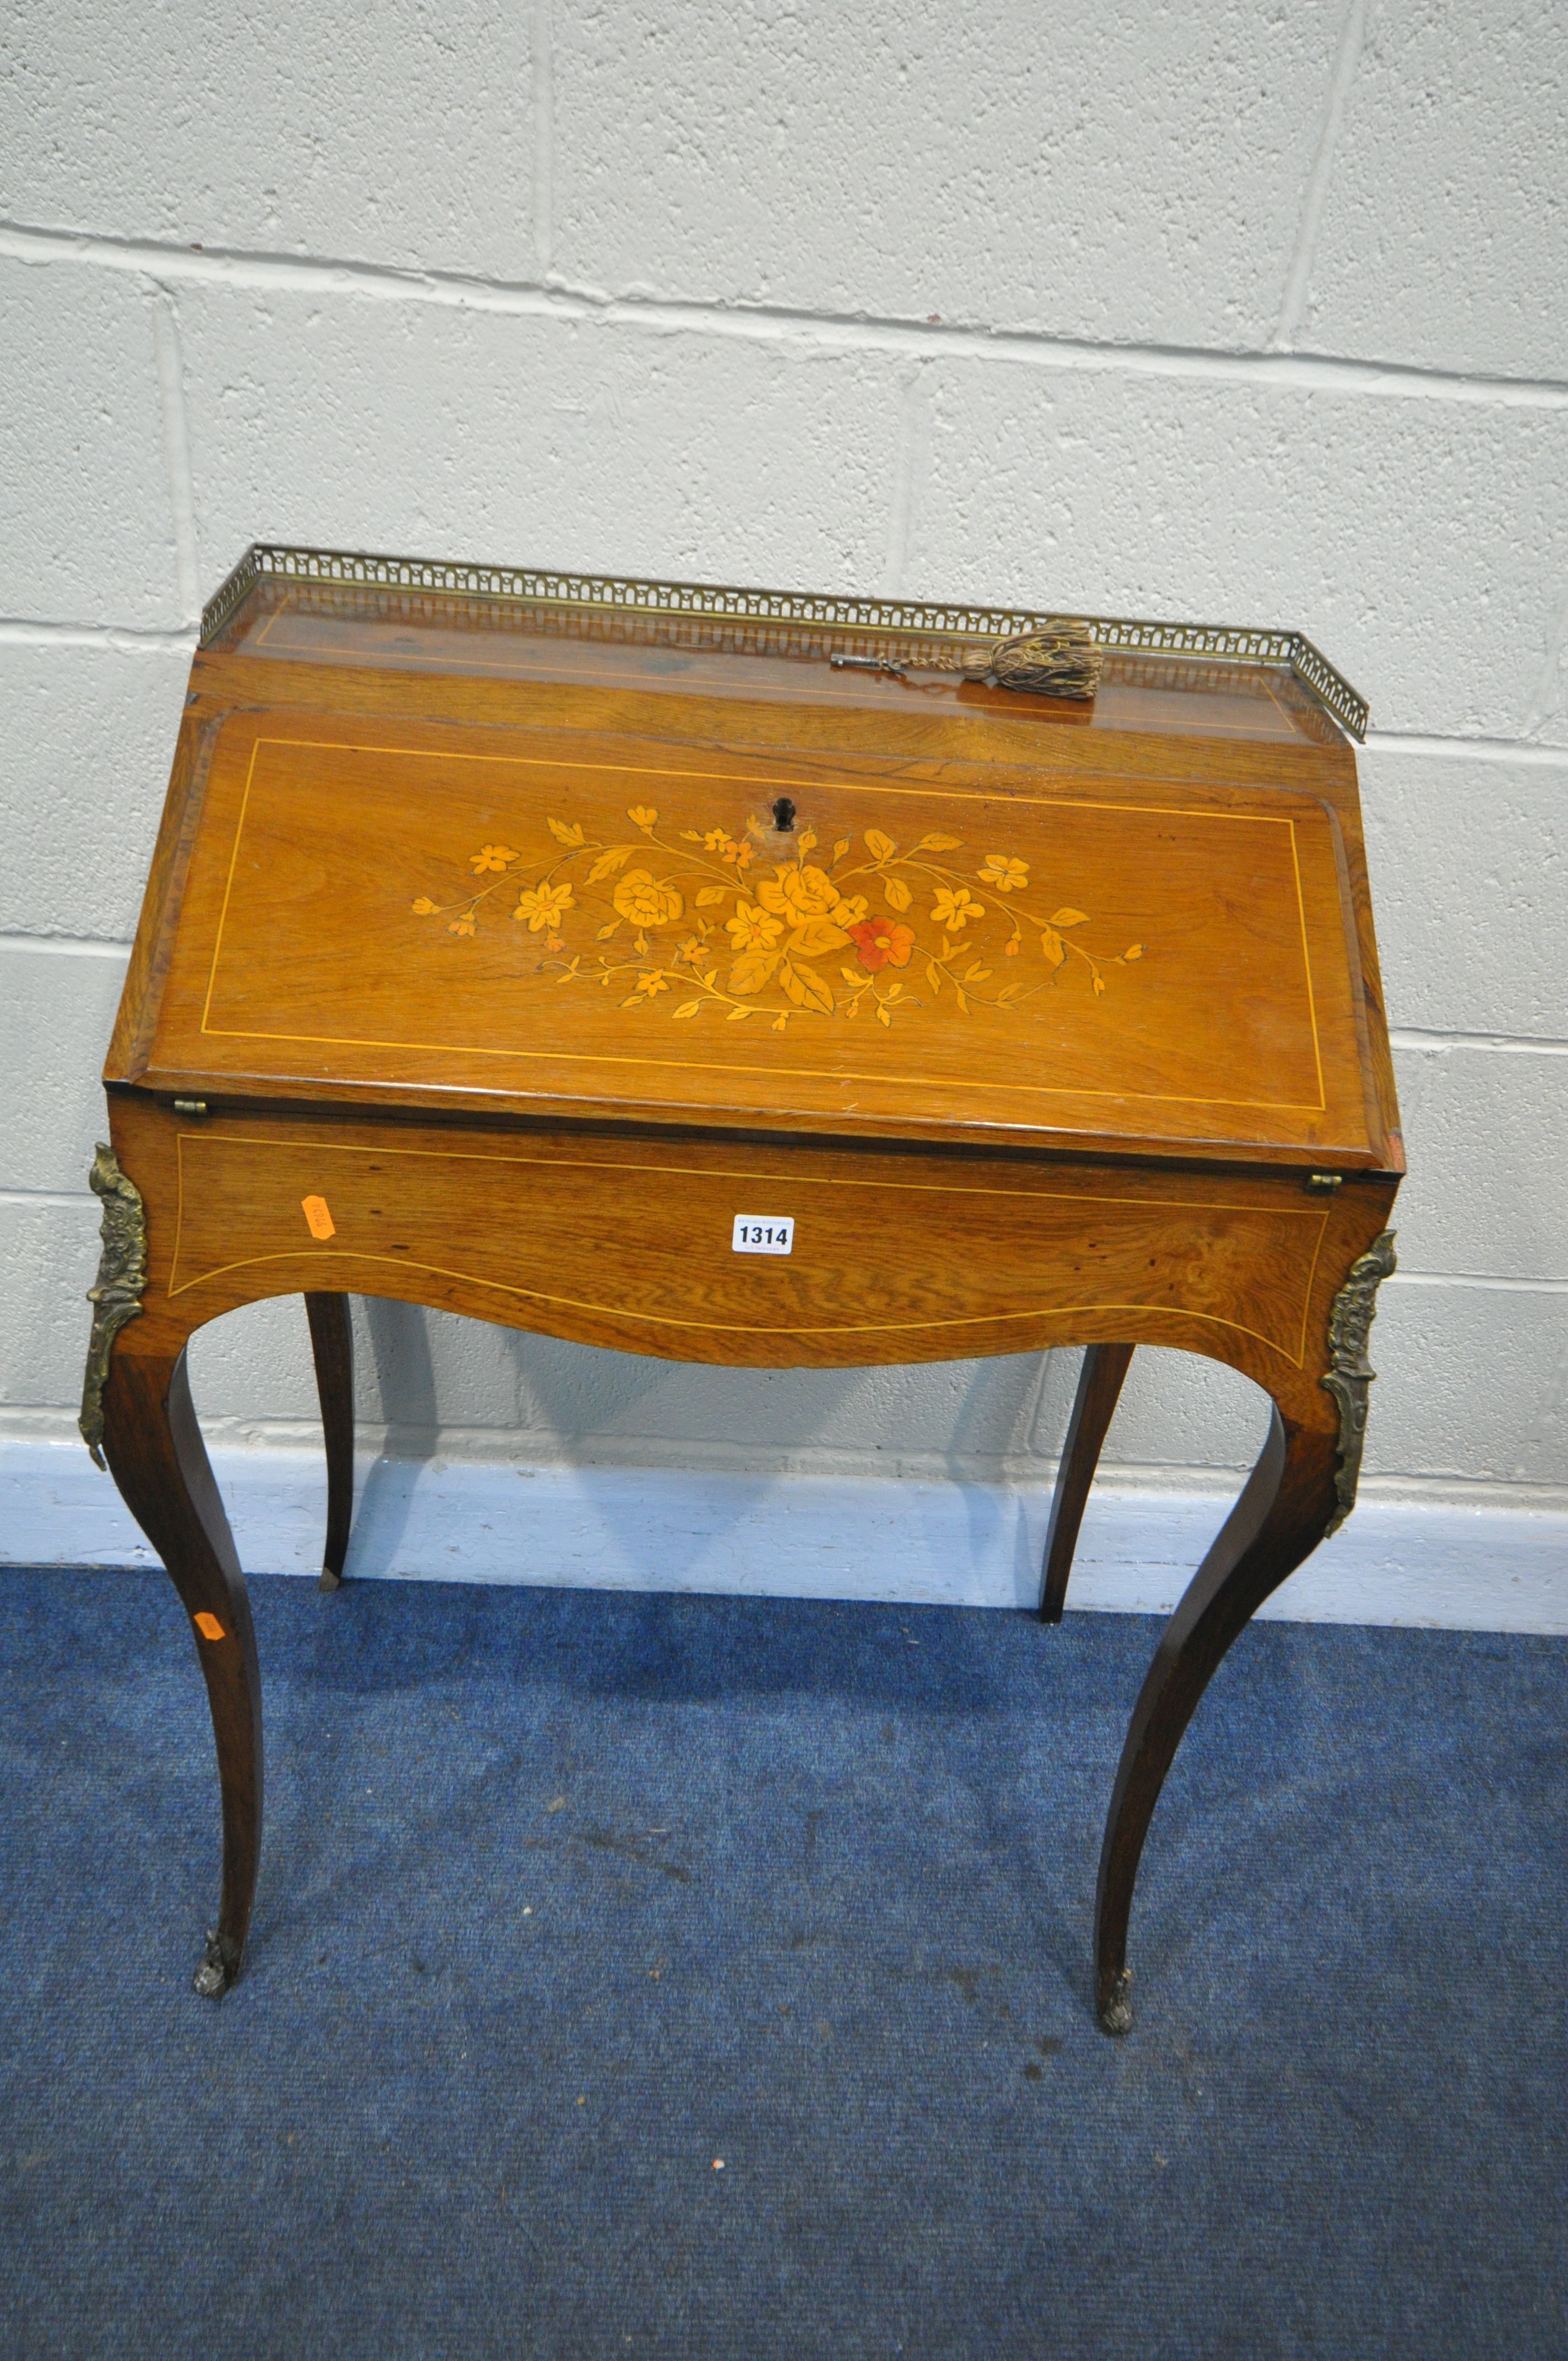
732;1215;794;1255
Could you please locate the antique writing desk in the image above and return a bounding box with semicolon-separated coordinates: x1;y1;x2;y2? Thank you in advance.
83;547;1402;2033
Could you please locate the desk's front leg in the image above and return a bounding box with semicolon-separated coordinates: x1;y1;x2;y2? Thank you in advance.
99;1347;263;1999
1092;1408;1336;2033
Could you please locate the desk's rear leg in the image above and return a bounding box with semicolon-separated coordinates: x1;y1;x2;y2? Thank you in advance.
100;1348;263;1999
1039;1343;1134;1623
304;1293;354;1591
1092;1409;1337;2034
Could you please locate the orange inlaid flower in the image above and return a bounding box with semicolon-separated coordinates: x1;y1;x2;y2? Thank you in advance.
848;916;914;972
513;880;576;932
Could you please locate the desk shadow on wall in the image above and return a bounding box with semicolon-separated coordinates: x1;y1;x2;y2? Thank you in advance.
344;1296;440;1582
345;1302;1066;1604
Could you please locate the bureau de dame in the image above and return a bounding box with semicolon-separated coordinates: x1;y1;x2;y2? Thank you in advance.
85;550;1402;2034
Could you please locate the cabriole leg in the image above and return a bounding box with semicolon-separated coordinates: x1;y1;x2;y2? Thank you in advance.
100;1348;263;1999
1039;1342;1135;1624
1093;1407;1338;2034
304;1292;355;1590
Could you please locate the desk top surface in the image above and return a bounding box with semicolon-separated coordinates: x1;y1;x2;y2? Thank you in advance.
110;567;1402;1174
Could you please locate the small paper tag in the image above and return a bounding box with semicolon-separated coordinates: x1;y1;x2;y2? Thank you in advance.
731;1215;794;1255
301;1194;336;1241
193;1612;226;1642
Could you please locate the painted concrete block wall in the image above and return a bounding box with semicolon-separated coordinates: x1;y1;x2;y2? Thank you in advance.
2;1;1564;1538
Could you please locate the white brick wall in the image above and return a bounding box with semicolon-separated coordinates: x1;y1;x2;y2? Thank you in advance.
2;0;1564;1542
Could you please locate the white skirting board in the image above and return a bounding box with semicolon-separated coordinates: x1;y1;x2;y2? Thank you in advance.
2;1435;1565;1633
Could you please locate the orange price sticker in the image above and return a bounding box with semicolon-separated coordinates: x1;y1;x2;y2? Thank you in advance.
301;1194;336;1241
193;1613;226;1642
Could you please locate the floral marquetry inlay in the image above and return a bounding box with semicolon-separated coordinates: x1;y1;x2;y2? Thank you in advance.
410;806;1146;1035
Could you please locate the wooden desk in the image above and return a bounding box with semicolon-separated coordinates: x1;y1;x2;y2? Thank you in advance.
83;548;1402;2033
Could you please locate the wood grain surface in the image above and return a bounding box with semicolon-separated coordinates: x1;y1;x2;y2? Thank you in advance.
108;624;1400;1168
107;1098;1396;1430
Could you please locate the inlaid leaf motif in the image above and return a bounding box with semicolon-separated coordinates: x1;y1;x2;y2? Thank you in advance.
787;916;851;958
1041;928;1065;967
672;1000;702;1019
864;829;896;863
695;885;729;906
779;959;834;1015
914;833;961;852
587;846;634;883
883;878;913;913
547;818;586;847
728;948;781;996
1050;907;1088;927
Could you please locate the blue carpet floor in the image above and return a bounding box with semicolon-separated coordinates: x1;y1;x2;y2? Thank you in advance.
1;1564;1564;2359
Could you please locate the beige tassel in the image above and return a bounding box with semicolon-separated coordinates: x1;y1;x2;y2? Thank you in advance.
932;618;1102;700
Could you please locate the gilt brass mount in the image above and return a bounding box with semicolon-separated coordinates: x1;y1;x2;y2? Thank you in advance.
1320;1230;1397;1533
79;1144;148;1468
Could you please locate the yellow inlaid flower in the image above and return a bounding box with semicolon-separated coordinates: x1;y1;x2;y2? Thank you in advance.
834;894;869;927
513;880;576;932
726;900;785;953
628;806;658;830
634;970;670;996
930;885;984;931
411;897;435;915
448;914;476;937
755;864;841;923
613;869;684;929
470;844;517;874
703;829;739;856
978;855;1028;894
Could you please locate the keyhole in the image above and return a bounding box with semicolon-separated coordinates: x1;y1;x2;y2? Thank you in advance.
771;796;796;833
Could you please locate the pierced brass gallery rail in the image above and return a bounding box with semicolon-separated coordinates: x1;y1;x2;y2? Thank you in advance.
201;545;1369;741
